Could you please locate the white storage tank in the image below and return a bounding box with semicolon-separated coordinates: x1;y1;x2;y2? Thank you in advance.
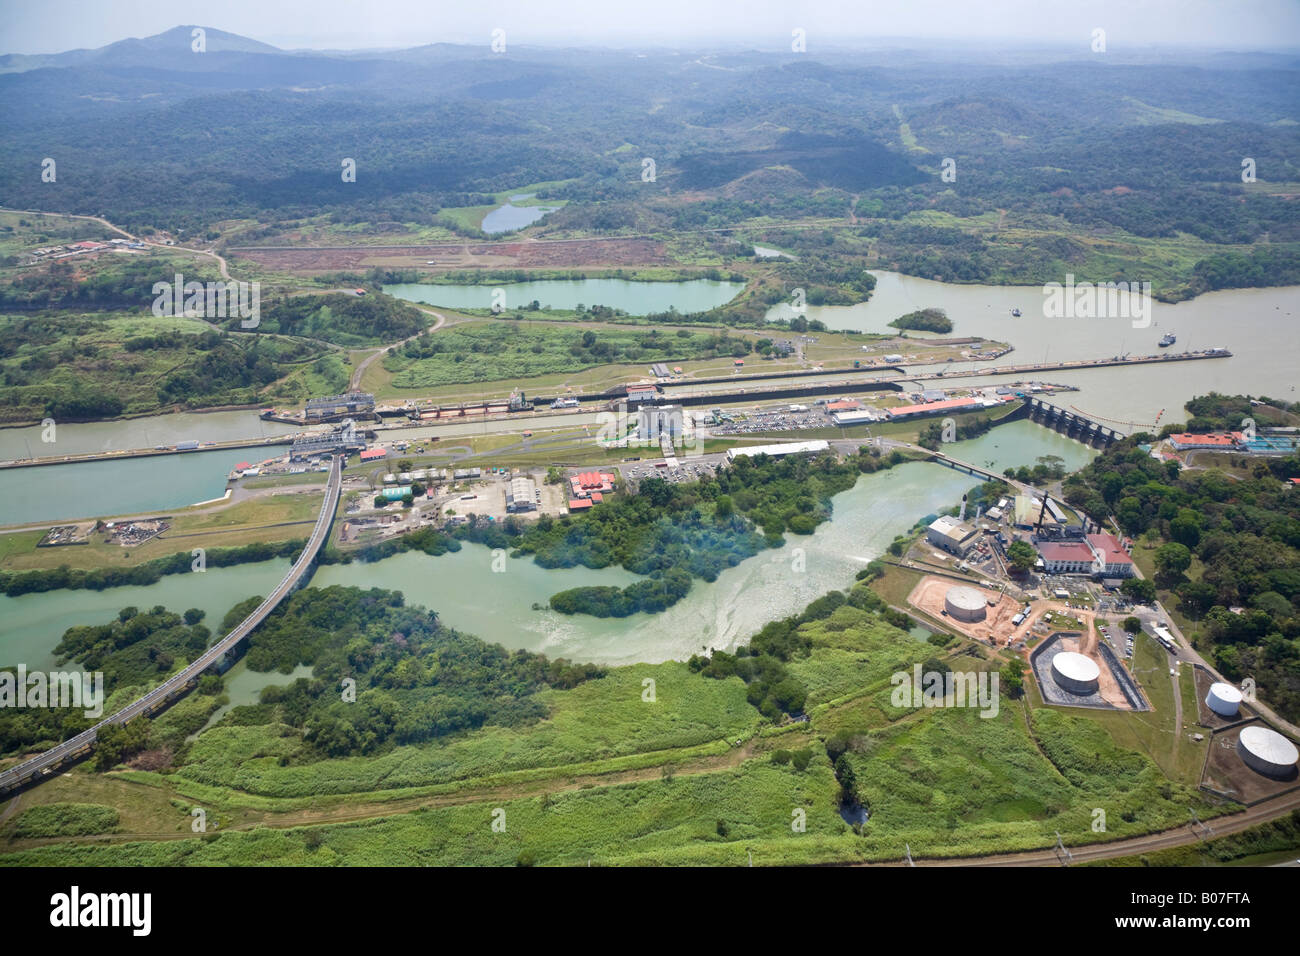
944;585;987;623
1205;682;1243;718
1051;651;1100;695
1237;726;1299;779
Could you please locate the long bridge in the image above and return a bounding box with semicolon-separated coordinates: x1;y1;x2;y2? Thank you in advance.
0;456;343;795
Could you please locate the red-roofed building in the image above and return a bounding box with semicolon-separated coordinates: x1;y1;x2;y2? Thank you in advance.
1037;533;1135;577
1167;432;1244;451
235;462;251;471
590;492;603;503
1086;533;1135;577
73;240;108;250
359;447;387;461
826;399;863;412
1037;541;1095;573
886;396;978;420
570;471;615;500
568;498;594;511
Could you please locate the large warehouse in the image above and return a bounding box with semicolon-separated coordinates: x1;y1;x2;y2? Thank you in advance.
506;476;538;513
726;440;829;462
925;515;979;557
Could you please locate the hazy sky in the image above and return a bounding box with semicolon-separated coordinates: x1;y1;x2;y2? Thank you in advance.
3;0;1300;54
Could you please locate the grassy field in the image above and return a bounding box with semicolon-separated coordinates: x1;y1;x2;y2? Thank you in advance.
1067;631;1208;786
0;492;323;572
0;581;1235;866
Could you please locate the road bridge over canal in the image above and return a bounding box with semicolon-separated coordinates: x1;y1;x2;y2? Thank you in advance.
0;456;343;795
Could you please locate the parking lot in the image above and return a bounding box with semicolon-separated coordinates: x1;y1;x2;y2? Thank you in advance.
619;458;721;486
711;406;837;435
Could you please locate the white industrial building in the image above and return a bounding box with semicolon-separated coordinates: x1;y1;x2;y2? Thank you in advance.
637;404;685;442
505;476;538;513
926;515;979;557
726;440;830;462
831;408;882;426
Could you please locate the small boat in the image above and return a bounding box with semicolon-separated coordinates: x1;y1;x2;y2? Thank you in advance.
1010;308;1022;317
1158;331;1176;347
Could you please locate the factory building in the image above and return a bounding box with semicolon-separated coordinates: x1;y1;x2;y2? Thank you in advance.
1167;431;1245;451
1037;540;1096;574
725;440;830;462
624;384;659;405
925;515;979;557
506;476;538;513
885;396;978;421
832;409;883;426
1085;533;1135;578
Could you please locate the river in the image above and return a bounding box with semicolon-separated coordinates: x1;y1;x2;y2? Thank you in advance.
0;421;1094;668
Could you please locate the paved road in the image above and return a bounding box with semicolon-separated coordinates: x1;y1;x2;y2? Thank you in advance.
0;457;342;795
350;306;446;391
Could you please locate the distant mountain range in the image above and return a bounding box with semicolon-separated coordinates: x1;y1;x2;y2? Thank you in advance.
0;26;282;73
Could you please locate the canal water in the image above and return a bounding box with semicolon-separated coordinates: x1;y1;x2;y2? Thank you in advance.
0;409;299;461
385;277;744;315
0;449;257;526
5;275;1288;472
1;423;1094;669
0;558;291;672
767;272;1299;430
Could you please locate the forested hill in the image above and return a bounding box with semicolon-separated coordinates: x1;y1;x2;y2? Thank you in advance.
0;29;1294;250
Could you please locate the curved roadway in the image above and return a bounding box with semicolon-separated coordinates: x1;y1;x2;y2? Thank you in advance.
0;456;341;794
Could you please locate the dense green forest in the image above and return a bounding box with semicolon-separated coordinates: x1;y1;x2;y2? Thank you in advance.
222;586;605;758
0;586;605;765
889;308;952;334
1062;396;1300;721
0;314;329;422
2;37;1296;297
0;606;212;759
226;293;429;347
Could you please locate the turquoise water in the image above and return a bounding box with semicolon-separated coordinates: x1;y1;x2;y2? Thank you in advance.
0;449;249;525
385;278;743;316
0;422;1094;668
